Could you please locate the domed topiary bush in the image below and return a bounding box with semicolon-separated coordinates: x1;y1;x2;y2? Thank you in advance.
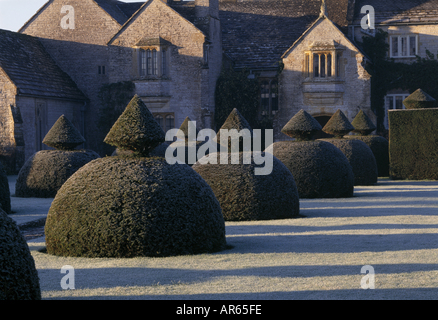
0;208;41;300
265;110;354;199
347;110;389;177
320;109;378;186
15;115;100;198
0;161;11;214
403;89;437;109
192;109;300;221
45;95;226;258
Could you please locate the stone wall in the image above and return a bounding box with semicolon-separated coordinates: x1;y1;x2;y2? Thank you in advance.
109;0;220;130
20;0;123;154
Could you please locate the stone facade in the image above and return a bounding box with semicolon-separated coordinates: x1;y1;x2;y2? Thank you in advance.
1;0;437;172
279;15;372;141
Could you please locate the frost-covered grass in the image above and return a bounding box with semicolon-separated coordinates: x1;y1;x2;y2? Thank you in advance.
10;177;438;300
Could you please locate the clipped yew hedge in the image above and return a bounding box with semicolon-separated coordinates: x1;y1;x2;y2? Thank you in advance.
389;108;438;180
15;150;100;198
0;208;41;300
346;135;389;177
321;138;378;186
45;157;227;258
265;140;354;198
192;152;300;221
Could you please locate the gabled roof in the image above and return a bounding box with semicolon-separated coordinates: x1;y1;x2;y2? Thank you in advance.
353;0;438;25
94;0;129;25
0;29;86;101
19;0;130;33
108;0;205;46
219;0;353;69
281;12;366;60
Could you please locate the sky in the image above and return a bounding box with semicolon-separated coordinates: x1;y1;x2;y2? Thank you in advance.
0;0;145;32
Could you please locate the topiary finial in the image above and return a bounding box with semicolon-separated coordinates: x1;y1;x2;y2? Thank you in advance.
104;95;165;156
403;88;437;109
213;108;253;151
179;116;199;140
351;110;376;136
322;109;354;138
281;109;322;141
43;115;85;150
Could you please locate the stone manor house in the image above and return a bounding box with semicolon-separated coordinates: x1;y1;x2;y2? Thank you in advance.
1;0;438;172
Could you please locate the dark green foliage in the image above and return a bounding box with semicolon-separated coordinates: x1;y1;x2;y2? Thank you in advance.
113;142;172;158
45;157;227;258
104;95;165;157
214;67;259;131
281;109;322;141
265;140;354;198
351;110;377;136
402;89;437;109
42;115;85;150
214;108;254;152
15;150;100;198
389;108;438;180
98;81;135;155
0;161;11;214
347;135;389;177
192;152;300;221
322;109;354;138
0;208;41;300
321;138;378;186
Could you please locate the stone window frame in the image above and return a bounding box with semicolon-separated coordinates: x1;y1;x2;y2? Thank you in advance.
259;78;279;117
389;34;418;59
304;41;344;80
154;112;175;132
135;38;172;80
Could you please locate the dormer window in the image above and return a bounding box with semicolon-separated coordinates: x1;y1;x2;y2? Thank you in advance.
135;37;171;79
304;41;343;80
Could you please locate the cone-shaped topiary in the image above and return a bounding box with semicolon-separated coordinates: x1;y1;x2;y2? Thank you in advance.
351;110;376;136
104;95;165;156
281;109;322;141
45;96;226;258
0;208;41;300
403;89;437;109
15;115;100;198
42;115;85;150
214;108;254;152
348;110;389;177
0;161;11;214
321;110;378;186
322;109;355;138
193;108;300;221
265;110;354;198
169;116;217;166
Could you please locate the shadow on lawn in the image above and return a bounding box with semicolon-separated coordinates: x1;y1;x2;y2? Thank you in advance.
44;287;438;300
38;263;438;297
